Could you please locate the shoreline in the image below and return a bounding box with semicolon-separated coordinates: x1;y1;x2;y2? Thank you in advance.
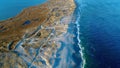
0;0;48;21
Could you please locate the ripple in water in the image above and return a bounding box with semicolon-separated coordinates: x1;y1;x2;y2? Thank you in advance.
77;0;120;68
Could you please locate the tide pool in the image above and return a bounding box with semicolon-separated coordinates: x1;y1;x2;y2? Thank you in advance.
0;0;47;20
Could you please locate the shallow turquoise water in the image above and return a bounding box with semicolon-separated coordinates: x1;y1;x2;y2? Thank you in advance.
0;0;47;20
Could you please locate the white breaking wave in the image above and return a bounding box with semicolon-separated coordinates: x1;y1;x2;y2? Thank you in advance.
75;0;86;68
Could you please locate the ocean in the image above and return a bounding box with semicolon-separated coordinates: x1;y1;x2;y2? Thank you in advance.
75;0;120;68
0;0;46;20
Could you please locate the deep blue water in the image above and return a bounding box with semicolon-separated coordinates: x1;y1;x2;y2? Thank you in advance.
75;0;120;68
0;0;46;20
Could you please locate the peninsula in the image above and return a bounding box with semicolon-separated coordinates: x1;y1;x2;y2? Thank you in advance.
0;0;75;67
